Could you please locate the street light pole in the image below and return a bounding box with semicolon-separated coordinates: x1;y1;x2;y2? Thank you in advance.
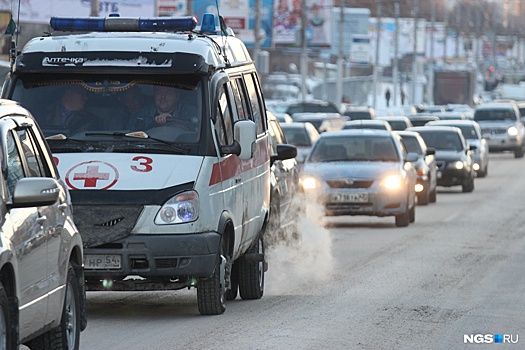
427;0;435;104
91;0;99;16
300;0;308;102
373;0;382;109
393;2;399;106
411;0;418;105
336;1;345;106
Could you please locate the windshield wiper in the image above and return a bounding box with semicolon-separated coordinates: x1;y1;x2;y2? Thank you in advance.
46;133;100;151
84;131;190;154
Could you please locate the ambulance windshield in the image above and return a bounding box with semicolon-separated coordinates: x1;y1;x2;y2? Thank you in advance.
11;76;203;153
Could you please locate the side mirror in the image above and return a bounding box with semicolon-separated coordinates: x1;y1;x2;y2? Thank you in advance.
11;177;60;208
220;120;256;160
406;152;418;163
469;144;477;151
426;147;436;156
271;144;297;164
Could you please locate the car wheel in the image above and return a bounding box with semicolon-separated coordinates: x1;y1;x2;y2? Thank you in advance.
224;261;239;301
514;144;524;158
197;248;227;315
429;185;437;202
417;187;429;205
26;266;81;350
409;202;415;223
395;203;410;227
462;177;475;193
238;235;265;300
0;282;13;350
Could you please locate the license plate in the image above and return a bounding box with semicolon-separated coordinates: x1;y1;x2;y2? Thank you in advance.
330;193;368;203
84;254;122;269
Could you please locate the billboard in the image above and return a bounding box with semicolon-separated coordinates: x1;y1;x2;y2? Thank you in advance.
192;0;273;48
0;0;155;23
272;0;332;48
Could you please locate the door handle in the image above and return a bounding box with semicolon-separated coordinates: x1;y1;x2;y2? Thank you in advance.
36;216;47;224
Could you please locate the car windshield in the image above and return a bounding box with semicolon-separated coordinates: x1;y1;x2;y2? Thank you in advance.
281;127;311;146
418;132;463;151
474;109;516;122
456;126;479;140
10;75;203;153
401;136;423;155
387;120;408;131
343;123;387;130
287;103;339;115
309;136;399;162
344;111;372;120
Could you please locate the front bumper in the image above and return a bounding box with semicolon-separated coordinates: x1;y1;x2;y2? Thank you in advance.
486;135;521;151
84;232;221;280
307;188;409;217
436;167;471;187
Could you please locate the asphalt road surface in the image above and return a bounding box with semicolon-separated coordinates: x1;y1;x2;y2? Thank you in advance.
74;152;524;350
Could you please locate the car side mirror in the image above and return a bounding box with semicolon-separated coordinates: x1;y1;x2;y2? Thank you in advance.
469;144;477;151
11;177;60;208
271;144;297;165
426;147;436;156
221;120;256;160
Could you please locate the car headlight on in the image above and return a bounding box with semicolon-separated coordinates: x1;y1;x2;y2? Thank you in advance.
155;190;199;225
447;161;464;170
301;176;318;190
508;126;519;136
382;175;402;190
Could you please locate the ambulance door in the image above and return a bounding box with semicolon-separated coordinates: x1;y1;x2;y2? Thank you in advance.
214;83;244;249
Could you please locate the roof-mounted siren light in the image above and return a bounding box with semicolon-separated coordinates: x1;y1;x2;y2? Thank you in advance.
50;16;197;32
198;13;235;36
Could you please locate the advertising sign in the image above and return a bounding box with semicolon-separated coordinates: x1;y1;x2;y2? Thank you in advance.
0;0;155;23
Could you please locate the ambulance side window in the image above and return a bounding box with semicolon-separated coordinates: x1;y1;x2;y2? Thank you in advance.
215;85;234;146
244;73;266;136
229;79;249;121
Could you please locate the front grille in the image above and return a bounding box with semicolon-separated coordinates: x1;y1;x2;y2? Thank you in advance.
326;179;374;189
155;258;179;269
481;128;507;135
73;205;143;248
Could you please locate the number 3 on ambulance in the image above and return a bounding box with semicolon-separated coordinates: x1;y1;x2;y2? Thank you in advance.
3;13;296;315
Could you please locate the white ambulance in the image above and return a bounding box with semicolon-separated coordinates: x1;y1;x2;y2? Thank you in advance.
2;14;294;315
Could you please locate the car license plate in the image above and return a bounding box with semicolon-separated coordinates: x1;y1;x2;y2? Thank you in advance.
84;255;122;269
331;193;368;203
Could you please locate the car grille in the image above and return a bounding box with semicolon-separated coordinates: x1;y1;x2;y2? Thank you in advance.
155;258;179;269
73;205;143;248
326;179;374;189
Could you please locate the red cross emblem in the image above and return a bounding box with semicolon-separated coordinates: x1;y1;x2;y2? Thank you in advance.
65;161;119;190
73;165;109;187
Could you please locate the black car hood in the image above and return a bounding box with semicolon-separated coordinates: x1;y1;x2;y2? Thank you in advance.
435;150;466;162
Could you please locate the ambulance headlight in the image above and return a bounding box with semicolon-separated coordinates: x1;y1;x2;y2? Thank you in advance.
155;191;199;224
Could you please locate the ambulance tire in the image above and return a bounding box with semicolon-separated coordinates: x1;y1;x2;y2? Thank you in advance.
197;253;226;315
238;235;265;300
224;261;239;301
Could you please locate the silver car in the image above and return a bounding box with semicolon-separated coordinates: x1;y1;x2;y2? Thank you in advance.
0;100;86;348
474;102;525;158
301;129;418;227
426;120;489;177
280;122;320;169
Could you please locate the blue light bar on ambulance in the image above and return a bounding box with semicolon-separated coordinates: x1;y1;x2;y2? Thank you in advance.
50;16;197;32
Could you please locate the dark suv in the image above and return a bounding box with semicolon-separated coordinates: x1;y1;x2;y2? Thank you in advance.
0;100;86;348
408;126;476;193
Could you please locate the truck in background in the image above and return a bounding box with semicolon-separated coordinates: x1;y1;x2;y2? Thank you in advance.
433;69;477;107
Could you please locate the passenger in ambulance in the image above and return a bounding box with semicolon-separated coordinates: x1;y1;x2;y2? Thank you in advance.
127;85;198;132
119;85;147;117
43;85;99;132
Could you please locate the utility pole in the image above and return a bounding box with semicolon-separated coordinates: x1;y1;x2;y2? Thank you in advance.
254;0;262;59
444;5;448;64
91;0;99;16
373;0;382;109
393;3;399;106
427;0;435;104
411;0;418;105
300;0;308;102
336;1;345;106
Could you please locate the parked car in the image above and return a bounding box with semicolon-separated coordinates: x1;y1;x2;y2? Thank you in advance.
291;112;348;133
342;105;376;120
474;102;525;158
342;119;393;131
426;120;489;177
407;126;476;192
280;122;320;169
434;111;468;121
0;100;86;348
301;129;418;227
267;112;300;247
376;116;414;131
395;130;438;205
